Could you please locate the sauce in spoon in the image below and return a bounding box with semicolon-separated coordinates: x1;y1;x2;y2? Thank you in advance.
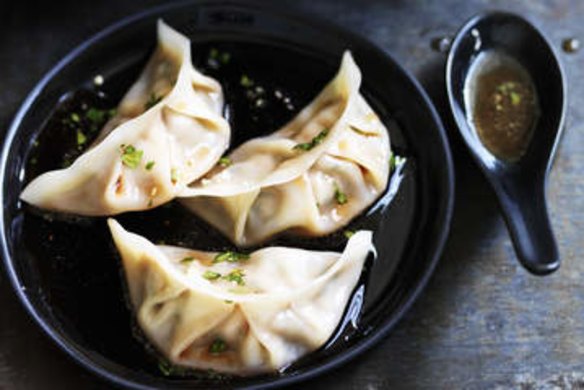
464;51;539;162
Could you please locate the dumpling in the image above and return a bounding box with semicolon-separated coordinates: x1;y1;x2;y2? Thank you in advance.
179;52;390;246
20;20;230;215
108;219;372;375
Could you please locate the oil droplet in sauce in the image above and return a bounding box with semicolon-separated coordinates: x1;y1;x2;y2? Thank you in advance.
464;51;539;162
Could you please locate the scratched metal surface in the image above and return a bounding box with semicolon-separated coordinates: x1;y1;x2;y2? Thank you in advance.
0;0;583;389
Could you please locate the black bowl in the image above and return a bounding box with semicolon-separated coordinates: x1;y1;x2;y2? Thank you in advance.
0;1;454;388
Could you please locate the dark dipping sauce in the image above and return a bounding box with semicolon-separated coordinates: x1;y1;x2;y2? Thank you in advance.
19;40;414;385
465;50;539;162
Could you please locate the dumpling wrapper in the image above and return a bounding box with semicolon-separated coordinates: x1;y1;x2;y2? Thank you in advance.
20;20;230;215
179;52;390;246
108;219;372;375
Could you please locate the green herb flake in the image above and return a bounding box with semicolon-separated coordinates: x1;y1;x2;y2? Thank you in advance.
76;129;87;146
218;156;232;167
86;107;106;123
222;269;245;286
510;91;522;106
203;270;222;280
120;144;143;169
158;359;173;376
334;182;348;205
240;74;254;88
145;160;156;171
293;128;329;152
157;359;187;376
180;256;195;264
344;230;355;239
213;251;250;264
389;152;406;172
224;300;233;304
209;338;227;354
209;48;219;59
70;112;81;123
145;93;163;110
220;52;231;64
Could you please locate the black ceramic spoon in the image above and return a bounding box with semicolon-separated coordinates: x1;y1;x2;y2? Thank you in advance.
446;12;566;275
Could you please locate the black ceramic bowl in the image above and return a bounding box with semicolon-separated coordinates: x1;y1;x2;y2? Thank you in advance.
0;1;454;388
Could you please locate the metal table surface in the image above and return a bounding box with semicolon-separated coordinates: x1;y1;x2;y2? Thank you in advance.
1;0;583;389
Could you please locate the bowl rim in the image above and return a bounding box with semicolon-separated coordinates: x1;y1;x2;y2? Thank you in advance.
0;1;455;388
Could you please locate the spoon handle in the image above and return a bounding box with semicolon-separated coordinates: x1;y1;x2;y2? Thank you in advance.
498;177;559;275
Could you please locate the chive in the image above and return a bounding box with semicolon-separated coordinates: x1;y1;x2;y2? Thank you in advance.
292;129;329;151
70;112;81;123
158;359;173;376
209;48;219;59
219;52;231;64
145;93;163;110
157;359;187;376
203;271;221;280
209;338;227;354
213;251;250;264
218;156;231;167
510;91;522;105
344;230;355;239
180;256;195;264
86;107;106;123
120;145;143;169
76;129;87;146
240;74;254;88
334;182;348;205
145;161;156;171
222;269;245;286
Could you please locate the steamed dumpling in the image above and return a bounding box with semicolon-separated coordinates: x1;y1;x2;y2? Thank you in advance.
108;219;372;375
20;20;230;215
179;52;390;246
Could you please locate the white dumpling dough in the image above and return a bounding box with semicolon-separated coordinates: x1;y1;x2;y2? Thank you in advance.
179;52;390;246
108;219;372;375
20;20;229;215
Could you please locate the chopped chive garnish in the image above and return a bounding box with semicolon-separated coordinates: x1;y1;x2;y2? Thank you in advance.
292;128;329;151
218;156;232;167
209;338;227;354
145;160;156;171
158;359;173;376
240;74;254;88
120;144;143;169
209;48;219;59
344;230;355;239
180;256;195;264
222;269;245;286
145;93;163;110
220;52;231;64
76;129;87;146
86;107;107;123
213;251;250;264
334;182;348;205
70;113;81;123
203;271;222;280
510;91;522;105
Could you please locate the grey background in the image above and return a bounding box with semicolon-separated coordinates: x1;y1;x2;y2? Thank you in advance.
1;0;583;389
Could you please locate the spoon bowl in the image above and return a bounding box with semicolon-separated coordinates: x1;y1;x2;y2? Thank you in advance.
446;11;566;275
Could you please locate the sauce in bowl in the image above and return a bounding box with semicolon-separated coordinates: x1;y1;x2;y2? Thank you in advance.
464;51;539;162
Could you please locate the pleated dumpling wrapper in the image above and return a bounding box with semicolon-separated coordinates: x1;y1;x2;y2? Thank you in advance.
179;52;390;246
108;219;372;375
20;20;230;215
